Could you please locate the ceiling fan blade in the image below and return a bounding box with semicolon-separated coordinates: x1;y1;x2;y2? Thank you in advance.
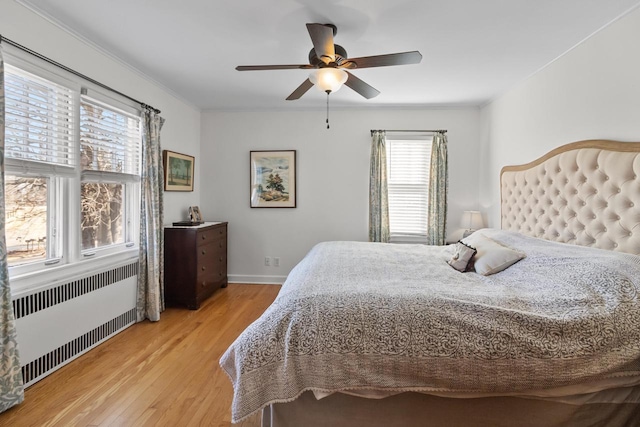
286;79;314;100
345;51;422;69
306;23;335;63
344;72;380;99
236;64;314;71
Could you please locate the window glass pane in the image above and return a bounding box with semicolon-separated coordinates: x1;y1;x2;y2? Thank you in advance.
81;182;124;249
5;176;48;265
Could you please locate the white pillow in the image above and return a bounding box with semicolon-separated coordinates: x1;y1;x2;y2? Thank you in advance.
461;232;525;276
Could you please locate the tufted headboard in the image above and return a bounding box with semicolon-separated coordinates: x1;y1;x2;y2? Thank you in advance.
501;140;640;255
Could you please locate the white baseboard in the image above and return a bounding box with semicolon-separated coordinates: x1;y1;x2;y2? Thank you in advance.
228;274;286;285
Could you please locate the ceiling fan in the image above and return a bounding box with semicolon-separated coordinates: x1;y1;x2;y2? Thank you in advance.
236;23;422;101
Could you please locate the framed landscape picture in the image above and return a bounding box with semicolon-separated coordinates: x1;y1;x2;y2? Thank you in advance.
250;150;296;208
163;150;195;191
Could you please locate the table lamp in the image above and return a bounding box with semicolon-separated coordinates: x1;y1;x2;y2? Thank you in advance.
461;210;484;237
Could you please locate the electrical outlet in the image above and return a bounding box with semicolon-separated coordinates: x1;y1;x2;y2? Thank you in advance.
273;257;280;267
265;257;271;266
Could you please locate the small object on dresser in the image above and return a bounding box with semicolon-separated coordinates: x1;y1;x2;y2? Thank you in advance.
189;205;203;222
172;220;203;226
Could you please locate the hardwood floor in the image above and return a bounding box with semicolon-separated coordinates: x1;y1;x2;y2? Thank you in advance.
0;284;281;427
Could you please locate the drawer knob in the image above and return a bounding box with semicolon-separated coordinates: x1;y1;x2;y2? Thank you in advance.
219;242;223;248
201;249;206;255
201;234;206;240
201;266;206;271
219;257;223;262
201;281;206;287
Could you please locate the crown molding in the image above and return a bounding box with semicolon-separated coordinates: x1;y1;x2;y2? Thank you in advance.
16;0;200;112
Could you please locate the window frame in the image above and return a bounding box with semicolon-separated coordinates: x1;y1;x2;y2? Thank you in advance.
3;47;141;293
385;134;433;244
79;94;142;258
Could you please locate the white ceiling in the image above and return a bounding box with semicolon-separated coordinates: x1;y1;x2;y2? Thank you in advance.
19;0;640;111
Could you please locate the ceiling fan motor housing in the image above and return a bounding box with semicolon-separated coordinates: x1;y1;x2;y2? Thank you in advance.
308;44;349;67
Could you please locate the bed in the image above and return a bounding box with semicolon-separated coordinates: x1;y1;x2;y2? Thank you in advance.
221;140;640;426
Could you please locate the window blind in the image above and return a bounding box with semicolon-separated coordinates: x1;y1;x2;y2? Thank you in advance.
80;96;141;176
386;138;432;243
4;65;75;169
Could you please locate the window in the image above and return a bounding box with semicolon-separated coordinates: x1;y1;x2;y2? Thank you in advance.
385;136;433;244
80;97;141;252
4;64;73;269
3;58;141;279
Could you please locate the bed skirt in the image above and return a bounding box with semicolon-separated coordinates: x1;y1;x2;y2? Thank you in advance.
262;390;640;427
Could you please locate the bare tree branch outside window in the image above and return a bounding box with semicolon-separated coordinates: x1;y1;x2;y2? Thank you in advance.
80;101;130;249
5;176;47;264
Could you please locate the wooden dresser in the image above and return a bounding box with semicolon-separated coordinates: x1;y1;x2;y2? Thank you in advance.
164;222;228;309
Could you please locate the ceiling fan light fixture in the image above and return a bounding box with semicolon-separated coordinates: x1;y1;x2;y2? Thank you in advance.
309;68;348;93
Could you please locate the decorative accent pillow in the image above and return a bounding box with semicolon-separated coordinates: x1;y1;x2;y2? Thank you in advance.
461;233;526;276
448;241;477;272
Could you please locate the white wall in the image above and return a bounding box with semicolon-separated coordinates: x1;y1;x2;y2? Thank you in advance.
201;108;480;282
479;6;640;226
1;1;202;223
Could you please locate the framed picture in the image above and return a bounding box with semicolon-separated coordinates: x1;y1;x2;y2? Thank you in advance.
163;150;195;191
250;150;296;208
189;206;203;222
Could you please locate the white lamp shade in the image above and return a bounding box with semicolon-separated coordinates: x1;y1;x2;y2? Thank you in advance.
309;68;348;93
460;210;484;230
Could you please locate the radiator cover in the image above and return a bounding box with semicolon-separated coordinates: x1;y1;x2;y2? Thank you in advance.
13;262;139;386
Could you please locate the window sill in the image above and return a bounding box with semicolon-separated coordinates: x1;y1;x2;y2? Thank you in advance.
9;247;140;298
389;235;429;244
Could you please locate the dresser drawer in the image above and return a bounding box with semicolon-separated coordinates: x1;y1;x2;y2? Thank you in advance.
196;270;219;297
196;258;226;298
197;248;226;275
197;242;226;263
197;225;226;247
213;246;227;275
197;241;217;263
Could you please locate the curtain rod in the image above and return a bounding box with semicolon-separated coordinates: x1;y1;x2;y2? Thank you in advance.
0;35;161;114
370;129;447;136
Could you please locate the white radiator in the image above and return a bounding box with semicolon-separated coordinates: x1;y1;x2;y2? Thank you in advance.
13;262;138;387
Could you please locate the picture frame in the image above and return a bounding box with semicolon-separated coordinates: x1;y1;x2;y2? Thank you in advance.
189;206;203;222
163;150;195;191
250;150;296;208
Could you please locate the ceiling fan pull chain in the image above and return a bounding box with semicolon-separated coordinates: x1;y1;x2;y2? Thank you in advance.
326;90;330;129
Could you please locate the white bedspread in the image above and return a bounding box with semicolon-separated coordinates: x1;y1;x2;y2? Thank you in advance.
220;230;640;422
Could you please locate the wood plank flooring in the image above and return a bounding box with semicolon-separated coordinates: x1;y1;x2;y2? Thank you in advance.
0;283;281;427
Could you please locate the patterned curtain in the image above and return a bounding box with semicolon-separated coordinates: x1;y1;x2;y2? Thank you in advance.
137;109;165;322
369;130;390;243
427;132;449;245
0;46;25;412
